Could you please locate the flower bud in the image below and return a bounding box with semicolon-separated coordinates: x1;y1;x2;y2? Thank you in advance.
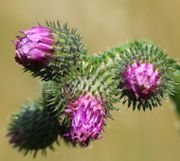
113;41;177;110
13;21;87;81
7;101;59;156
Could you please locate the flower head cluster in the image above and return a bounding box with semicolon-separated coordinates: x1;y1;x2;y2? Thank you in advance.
64;93;106;145
9;22;179;156
123;61;161;98
14;26;54;69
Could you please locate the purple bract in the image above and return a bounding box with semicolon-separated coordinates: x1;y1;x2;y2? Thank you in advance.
14;26;54;69
64;93;106;145
122;61;161;98
8;129;25;145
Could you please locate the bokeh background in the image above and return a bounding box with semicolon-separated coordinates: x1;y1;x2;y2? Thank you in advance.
0;0;180;161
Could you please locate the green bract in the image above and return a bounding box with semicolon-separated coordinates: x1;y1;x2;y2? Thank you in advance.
170;64;180;115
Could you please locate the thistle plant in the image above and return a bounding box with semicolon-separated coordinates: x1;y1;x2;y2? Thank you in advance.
7;21;180;156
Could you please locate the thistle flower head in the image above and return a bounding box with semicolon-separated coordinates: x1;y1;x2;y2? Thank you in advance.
123;61;161;98
13;21;87;81
14;26;54;69
115;41;177;110
64;93;106;145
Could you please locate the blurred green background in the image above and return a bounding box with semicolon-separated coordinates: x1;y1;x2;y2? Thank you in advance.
0;0;180;161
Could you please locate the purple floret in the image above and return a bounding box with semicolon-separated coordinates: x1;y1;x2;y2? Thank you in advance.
64;93;106;145
14;26;54;69
123;61;161;98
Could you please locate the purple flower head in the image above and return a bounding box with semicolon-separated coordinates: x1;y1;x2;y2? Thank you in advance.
123;61;161;98
14;26;54;69
64;93;106;145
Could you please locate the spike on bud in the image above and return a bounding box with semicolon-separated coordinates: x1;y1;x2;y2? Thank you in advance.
64;93;106;146
170;64;180;115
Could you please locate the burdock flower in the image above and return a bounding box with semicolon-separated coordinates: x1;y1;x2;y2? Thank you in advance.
64;93;106;145
14;26;54;69
123;61;161;98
